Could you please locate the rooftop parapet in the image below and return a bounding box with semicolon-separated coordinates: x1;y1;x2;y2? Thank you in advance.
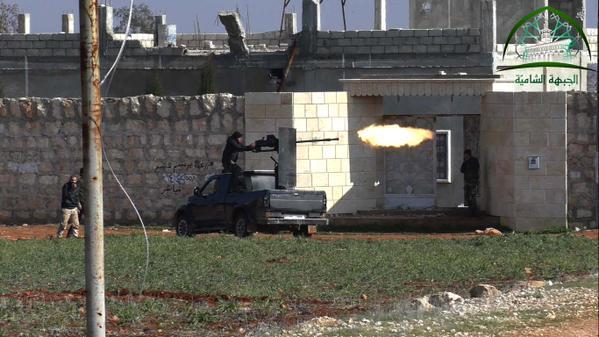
314;28;481;56
0;7;296;56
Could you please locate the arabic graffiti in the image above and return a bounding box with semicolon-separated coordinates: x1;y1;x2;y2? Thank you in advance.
154;160;215;173
161;184;183;194
163;173;196;185
155;160;215;195
514;73;579;86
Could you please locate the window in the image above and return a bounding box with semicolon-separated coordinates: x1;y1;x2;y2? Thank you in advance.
436;130;451;183
248;175;276;191
200;179;218;197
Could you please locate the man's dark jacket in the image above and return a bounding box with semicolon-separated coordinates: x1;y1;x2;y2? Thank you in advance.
61;183;82;209
221;136;252;168
460;157;480;183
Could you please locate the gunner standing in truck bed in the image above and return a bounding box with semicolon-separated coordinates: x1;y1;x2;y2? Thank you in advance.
221;131;255;174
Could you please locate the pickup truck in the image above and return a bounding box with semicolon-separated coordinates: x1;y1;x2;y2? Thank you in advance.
173;170;328;237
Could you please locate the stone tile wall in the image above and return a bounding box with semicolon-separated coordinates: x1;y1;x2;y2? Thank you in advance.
480;92;568;231
244;92;383;214
316;28;481;56
0;94;244;225
0;33;81;57
345;95;385;212
567;92;598;228
0;27;481;57
0;33;181;57
0;30;289;57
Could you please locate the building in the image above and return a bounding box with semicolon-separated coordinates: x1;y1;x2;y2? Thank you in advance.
0;0;596;230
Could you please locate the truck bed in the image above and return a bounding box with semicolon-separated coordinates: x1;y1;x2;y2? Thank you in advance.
267;190;326;213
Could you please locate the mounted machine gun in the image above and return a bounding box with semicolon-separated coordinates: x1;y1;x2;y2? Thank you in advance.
251;128;338;189
253;134;339;153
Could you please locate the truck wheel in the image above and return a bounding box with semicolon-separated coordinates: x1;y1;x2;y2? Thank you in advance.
175;217;193;237
234;214;250;238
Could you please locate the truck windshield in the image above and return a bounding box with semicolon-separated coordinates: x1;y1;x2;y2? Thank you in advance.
246;175;276;191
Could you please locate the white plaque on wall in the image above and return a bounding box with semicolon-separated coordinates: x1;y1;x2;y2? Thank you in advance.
528;156;541;170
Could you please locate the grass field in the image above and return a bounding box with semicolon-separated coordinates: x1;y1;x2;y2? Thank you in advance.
0;233;597;336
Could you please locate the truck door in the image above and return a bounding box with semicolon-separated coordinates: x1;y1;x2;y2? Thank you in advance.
210;176;229;227
190;177;221;228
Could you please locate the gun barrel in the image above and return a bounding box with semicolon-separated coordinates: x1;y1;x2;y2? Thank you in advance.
296;137;339;144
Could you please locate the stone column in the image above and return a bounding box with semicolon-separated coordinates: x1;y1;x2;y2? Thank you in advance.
62;13;75;34
157;24;177;47
285;12;298;35
374;0;386;30
99;5;113;51
301;0;320;55
154;15;167;47
480;0;496;54
99;5;113;35
302;0;320;32
17;13;30;34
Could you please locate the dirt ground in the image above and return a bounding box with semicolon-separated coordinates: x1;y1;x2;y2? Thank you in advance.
1;224;597;336
0;224;175;241
1;224;597;241
504;319;599;337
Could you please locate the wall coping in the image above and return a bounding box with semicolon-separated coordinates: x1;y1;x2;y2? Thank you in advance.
340;78;496;97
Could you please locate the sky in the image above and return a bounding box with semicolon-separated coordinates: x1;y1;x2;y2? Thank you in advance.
9;0;599;34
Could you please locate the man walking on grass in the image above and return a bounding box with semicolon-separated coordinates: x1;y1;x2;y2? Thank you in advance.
56;175;83;238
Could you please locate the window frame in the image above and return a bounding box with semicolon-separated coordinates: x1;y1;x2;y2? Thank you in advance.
435;129;452;183
199;178;218;197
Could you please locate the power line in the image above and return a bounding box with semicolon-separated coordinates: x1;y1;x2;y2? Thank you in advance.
100;0;134;86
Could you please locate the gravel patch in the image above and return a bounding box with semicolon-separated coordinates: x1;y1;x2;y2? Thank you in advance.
247;278;599;337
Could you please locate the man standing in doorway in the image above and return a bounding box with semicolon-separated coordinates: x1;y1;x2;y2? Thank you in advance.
461;149;480;216
56;175;83;238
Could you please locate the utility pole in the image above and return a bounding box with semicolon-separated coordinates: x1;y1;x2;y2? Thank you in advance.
341;0;347;31
79;1;106;336
278;0;292;45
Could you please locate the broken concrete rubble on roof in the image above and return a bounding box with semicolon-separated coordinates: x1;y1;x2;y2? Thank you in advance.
218;11;250;57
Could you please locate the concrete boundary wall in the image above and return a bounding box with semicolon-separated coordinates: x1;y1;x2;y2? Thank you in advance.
316;28;481;56
0;27;483;58
0;30;293;57
0;33;81;57
0;33;179;57
0;94;244;225
178;31;292;49
567;92;598;228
